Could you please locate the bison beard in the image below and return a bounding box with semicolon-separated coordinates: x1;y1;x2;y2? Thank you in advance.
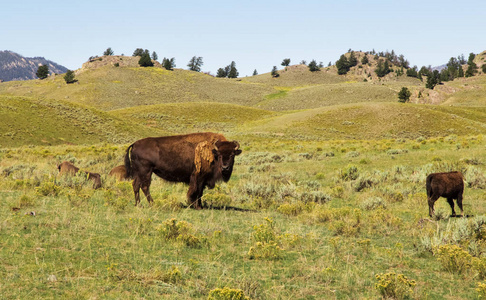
426;171;464;217
124;132;241;208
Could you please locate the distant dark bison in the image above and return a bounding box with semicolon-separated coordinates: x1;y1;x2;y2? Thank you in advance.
124;132;242;208
57;161;102;189
426;171;464;217
109;165;129;181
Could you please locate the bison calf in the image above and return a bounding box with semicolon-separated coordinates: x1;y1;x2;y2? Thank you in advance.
109;165;129;181
57;161;102;189
426;171;464;217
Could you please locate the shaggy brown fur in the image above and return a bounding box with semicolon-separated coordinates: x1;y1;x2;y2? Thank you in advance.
426;171;464;217
57;161;102;189
109;165;129;181
124;132;241;208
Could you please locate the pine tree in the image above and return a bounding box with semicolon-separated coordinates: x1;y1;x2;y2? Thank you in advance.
227;61;238;78
361;55;369;65
104;47;114;56
348;52;358;68
139;52;154;67
152;51;158;61
457;66;464;77
397;87;411;103
63;70;76;84
375;59;391;77
281;58;291;66
271;66;279;77
308;60;320;72
406;66;418;78
336;55;350;75
187;56;203;72
132;48;144;56
252;69;258;76
216;68;227;78
426;70;440;89
36;64;49;79
465;53;478;77
162;57;175;70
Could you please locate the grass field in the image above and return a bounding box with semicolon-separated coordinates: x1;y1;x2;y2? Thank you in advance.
1;136;486;299
1;57;486;299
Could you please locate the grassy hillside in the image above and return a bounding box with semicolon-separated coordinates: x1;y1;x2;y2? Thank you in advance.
0;66;275;111
1;53;486;147
254;81;424;111
112;102;279;135
0;95;160;148
244;102;486;140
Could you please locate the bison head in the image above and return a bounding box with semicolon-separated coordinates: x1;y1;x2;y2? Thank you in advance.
213;140;242;182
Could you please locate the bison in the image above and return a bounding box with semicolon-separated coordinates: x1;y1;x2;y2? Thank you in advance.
109;165;129;181
124;132;242;208
57;161;102;189
426;171;464;217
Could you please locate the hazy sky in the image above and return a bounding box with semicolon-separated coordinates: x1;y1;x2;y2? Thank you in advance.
2;0;485;77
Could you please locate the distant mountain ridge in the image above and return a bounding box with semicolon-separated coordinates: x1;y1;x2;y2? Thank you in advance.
0;50;68;82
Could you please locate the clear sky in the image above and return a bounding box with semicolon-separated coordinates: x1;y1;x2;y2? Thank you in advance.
1;0;485;77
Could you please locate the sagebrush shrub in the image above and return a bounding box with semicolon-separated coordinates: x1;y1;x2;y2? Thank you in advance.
277;202;305;216
158;218;203;248
360;196;386;211
340;165;359;181
375;272;416;300
208;287;250;300
35;181;60;196
436;244;472;274
477;281;486;298
248;217;285;260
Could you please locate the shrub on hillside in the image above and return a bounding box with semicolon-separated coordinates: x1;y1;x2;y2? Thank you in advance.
248;218;283;260
158;218;203;248
360;196;387;211
208;287;250;300
436;244;473;274
374;272;416;300
340;165;359;181
64;70;76;84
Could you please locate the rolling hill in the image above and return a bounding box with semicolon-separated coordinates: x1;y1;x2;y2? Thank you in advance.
0;95;160;147
1;51;486;147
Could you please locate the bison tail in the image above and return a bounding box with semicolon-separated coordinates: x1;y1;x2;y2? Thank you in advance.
425;174;433;197
124;143;134;178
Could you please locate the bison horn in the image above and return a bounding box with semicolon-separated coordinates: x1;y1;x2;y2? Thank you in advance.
213;140;220;151
233;141;240;150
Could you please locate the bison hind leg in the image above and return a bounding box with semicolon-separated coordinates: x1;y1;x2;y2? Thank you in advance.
132;177;142;206
446;197;456;217
428;194;440;218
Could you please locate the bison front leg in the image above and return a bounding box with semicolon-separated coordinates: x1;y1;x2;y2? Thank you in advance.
187;174;204;209
457;193;464;216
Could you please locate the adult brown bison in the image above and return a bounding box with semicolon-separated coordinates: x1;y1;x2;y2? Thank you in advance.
426;171;464;217
109;165;129;181
57;161;102;189
124;132;241;208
